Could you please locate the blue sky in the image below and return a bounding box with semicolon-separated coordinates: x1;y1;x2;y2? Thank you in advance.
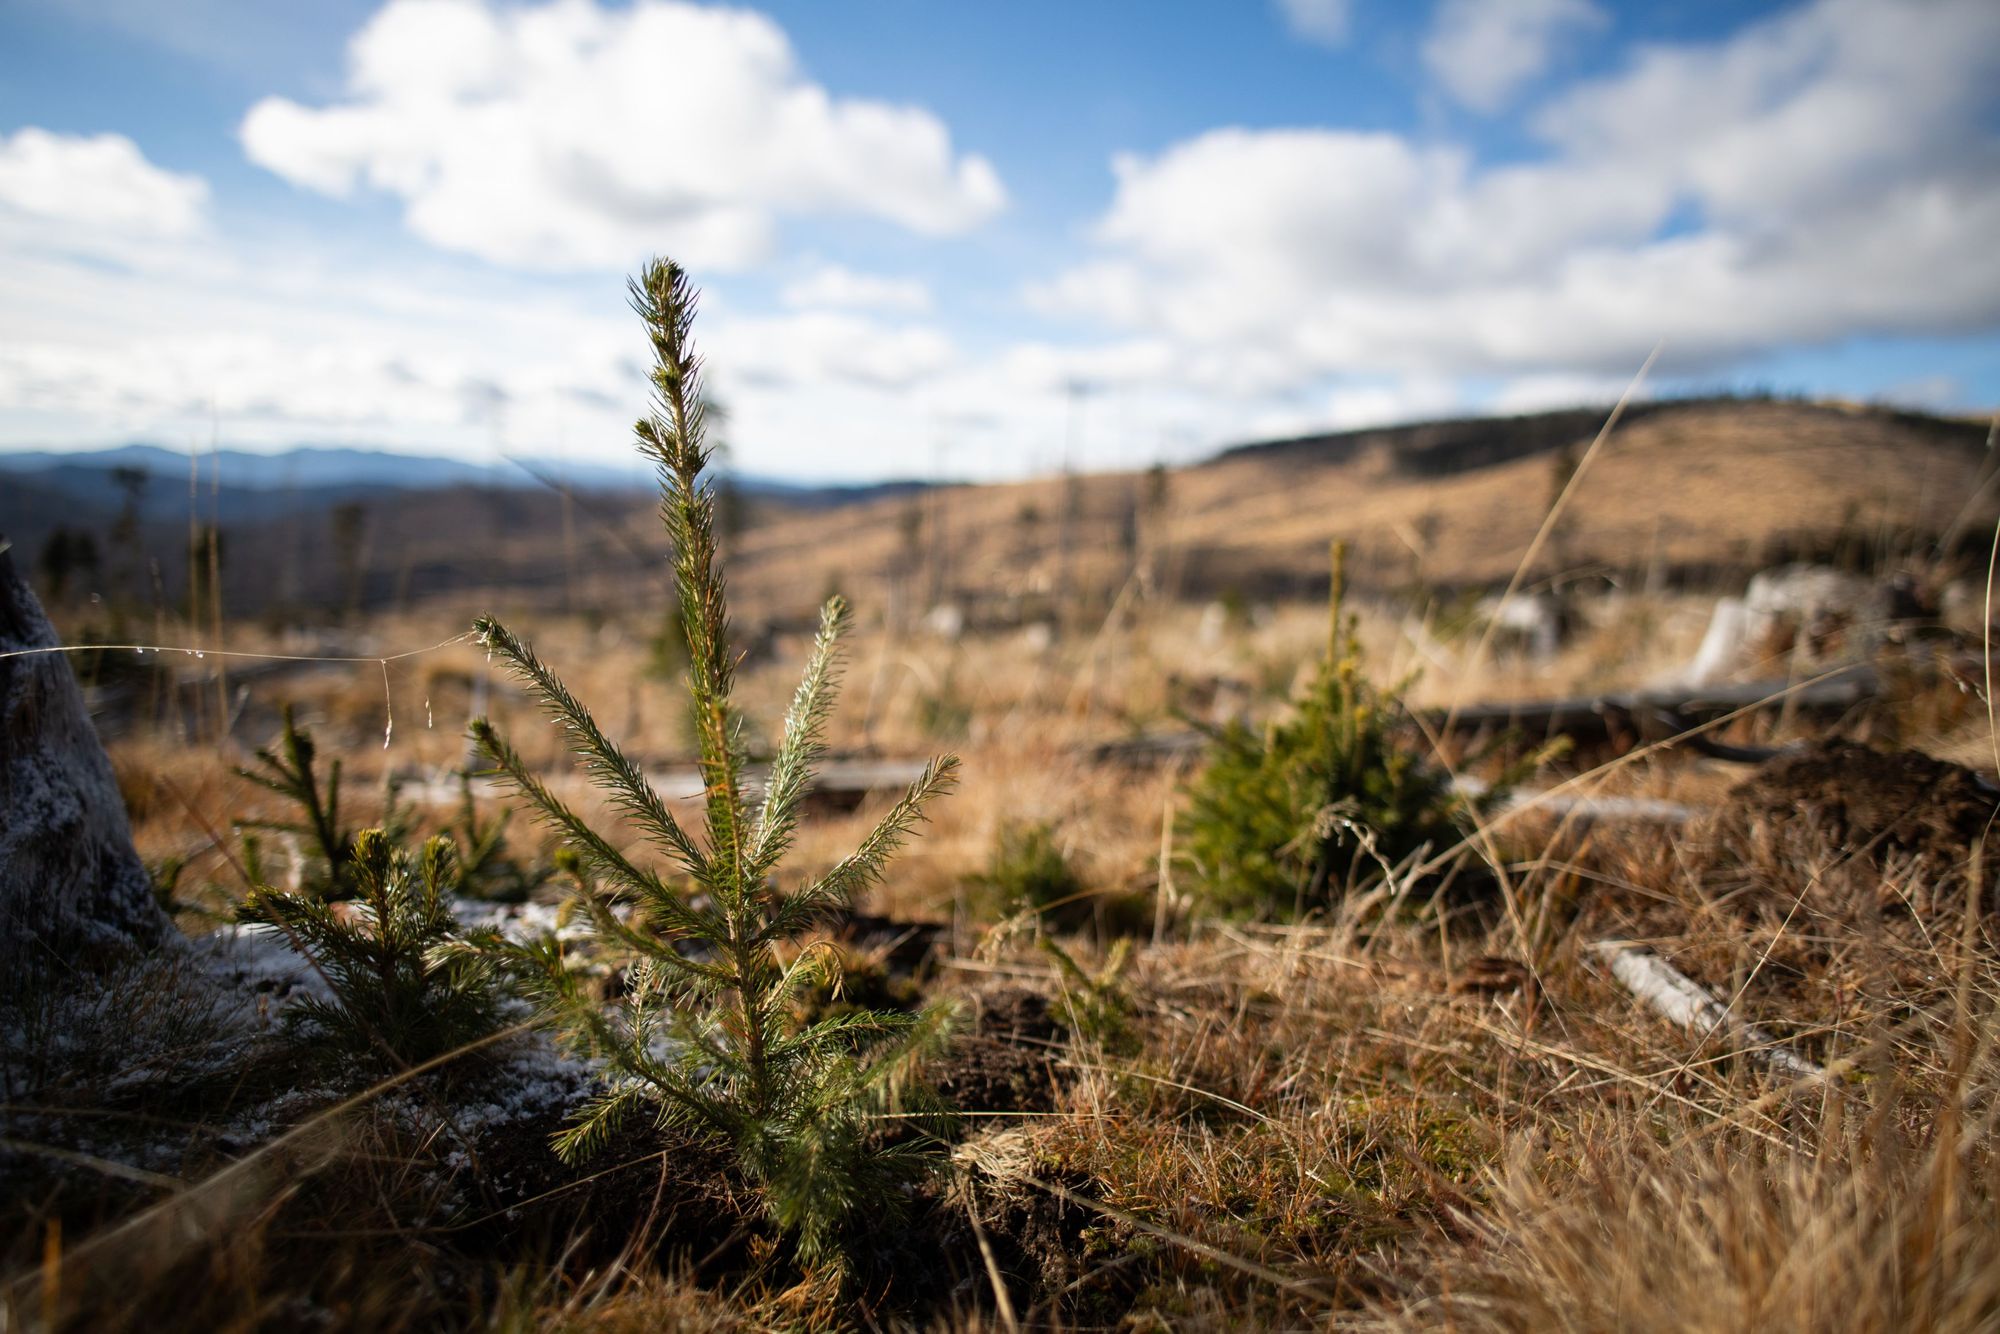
1;0;1996;481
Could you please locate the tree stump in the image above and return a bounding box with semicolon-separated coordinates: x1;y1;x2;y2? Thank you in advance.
0;537;169;977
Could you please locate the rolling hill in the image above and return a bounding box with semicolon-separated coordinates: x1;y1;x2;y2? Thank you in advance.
717;397;1994;625
7;396;1990;626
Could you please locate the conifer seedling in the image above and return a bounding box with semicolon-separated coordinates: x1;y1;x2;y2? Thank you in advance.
1180;542;1467;916
235;704;418;900
239;828;502;1075
236;704;355;898
468;258;959;1265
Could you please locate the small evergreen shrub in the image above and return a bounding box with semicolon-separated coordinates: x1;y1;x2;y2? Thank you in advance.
1180;544;1470;917
237;704;357;898
236;705;417;900
915;667;972;742
238;829;503;1076
1040;935;1136;1055
974;821;1090;927
448;771;552;903
469;258;959;1268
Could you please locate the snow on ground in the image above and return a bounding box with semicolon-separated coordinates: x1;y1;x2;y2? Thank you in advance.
3;894;607;1193
193;920;336;1013
454;895;597;943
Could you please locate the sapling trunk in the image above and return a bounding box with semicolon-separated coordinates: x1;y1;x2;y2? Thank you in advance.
470;258;959;1267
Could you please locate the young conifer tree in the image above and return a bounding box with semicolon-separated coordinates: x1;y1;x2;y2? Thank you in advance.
1181;542;1466;916
468;258;959;1265
238;829;502;1075
237;704;356;898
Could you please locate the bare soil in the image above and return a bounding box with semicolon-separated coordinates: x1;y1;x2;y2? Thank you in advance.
929;986;1067;1116
1712;740;2000;916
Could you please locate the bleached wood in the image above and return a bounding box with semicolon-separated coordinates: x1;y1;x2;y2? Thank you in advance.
1591;940;1823;1080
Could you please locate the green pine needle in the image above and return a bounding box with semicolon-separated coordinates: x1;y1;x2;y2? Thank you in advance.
470;256;959;1268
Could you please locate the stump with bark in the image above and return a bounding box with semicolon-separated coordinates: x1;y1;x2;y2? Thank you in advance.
0;537;169;980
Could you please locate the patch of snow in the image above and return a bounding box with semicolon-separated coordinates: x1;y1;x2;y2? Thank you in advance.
193;921;335;1011
454;895;594;944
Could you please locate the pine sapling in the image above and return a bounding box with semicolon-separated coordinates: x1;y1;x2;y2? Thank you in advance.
1040;935;1136;1055
239;828;503;1075
469;257;959;1266
973;821;1090;928
236;705;416;900
449;770;552;903
1181;542;1468;916
237;704;353;897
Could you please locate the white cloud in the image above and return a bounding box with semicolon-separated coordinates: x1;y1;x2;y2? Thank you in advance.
0;127;208;237
1487;372;1635;416
1030;129;1470;350
0;229;640;455
1322;376;1467;429
1232;377;1469;442
780;264;932;313
239;0;1006;272
1874;374;1968;415
706;311;954;391
11;0;2000;483
1531;0;1996;224
1275;0;1351;48
0;118;983;476
1035;0;2000;392
1422;0;1605;113
0;194;985;477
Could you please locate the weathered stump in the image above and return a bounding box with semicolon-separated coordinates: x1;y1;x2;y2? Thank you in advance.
0;538;169;978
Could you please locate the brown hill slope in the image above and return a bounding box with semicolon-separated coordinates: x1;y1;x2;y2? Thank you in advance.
721;398;1992;624
23;398;1989;628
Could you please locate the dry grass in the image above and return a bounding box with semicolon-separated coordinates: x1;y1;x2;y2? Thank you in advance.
17;400;2000;1328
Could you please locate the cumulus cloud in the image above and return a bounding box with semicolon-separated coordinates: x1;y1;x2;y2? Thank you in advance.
1275;0;1351;48
0;127;208;237
1422;0;1605;113
1487;372;1637;416
705;311;954;391
240;0;1006;271
0;209;982;476
0;242;638;452
14;0;1999;481
780;264;932;313
1875;374;1968;414
1034;0;2000;391
1320;376;1467;430
0;120;969;473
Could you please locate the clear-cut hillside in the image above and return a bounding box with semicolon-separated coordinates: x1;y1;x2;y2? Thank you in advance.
718;398;1992;621
16;397;1990;625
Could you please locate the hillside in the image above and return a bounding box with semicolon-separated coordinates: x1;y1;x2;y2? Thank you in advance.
10;397;1990;625
719;397;1993;625
0;447;919;620
25;395;2000;1334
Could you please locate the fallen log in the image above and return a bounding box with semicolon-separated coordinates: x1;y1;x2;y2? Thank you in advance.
1589;940;1822;1080
400;668;1851;824
1438;666;1876;758
401;755;936;813
1087;665;1877;768
1496;792;1699;826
